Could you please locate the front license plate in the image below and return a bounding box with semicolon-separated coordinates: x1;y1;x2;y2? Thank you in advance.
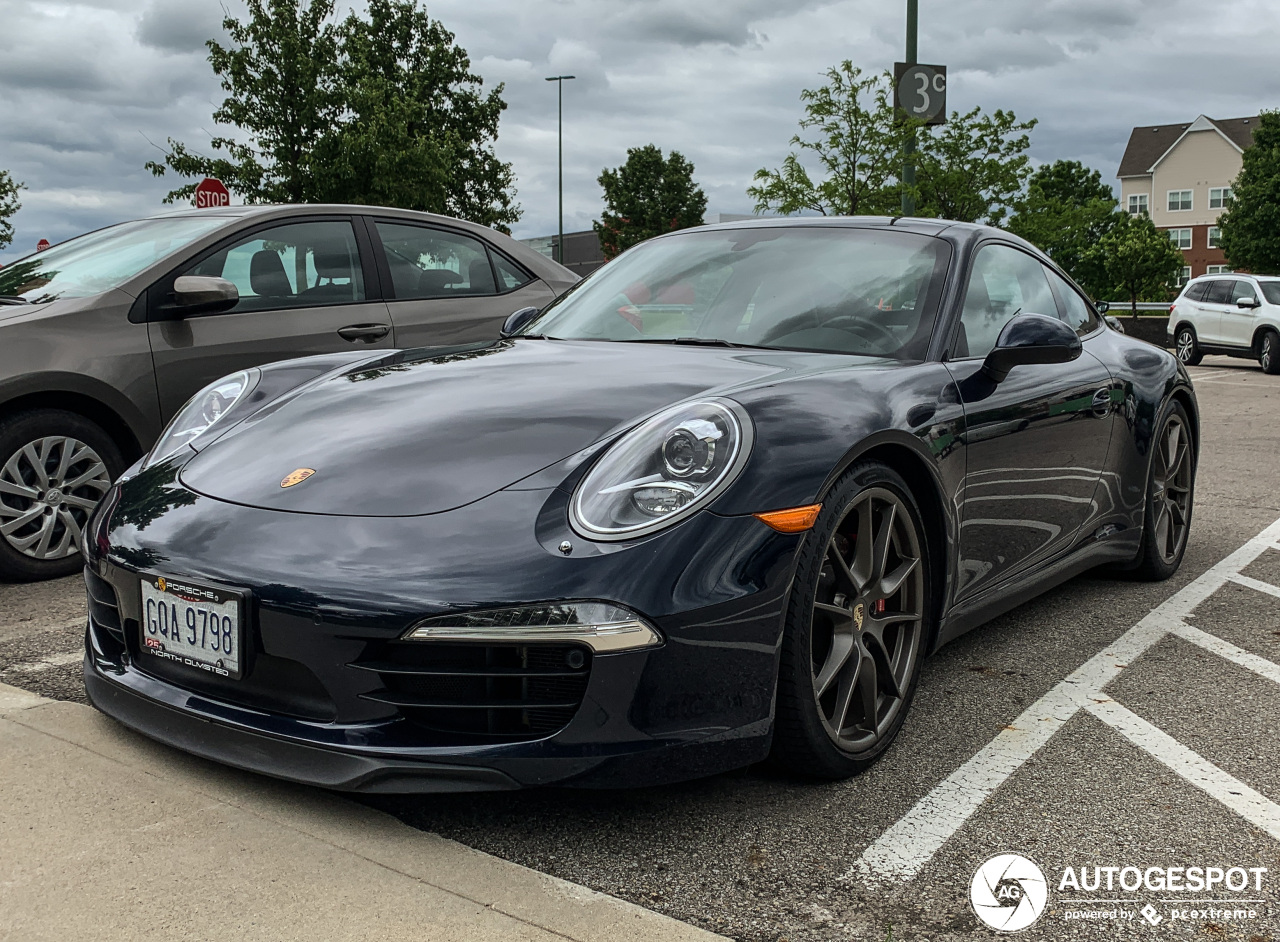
139;574;244;680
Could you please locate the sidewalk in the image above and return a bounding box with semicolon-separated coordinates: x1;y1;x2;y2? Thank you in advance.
0;681;726;942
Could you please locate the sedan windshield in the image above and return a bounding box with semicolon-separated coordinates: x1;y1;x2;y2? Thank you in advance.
0;215;232;302
527;227;951;359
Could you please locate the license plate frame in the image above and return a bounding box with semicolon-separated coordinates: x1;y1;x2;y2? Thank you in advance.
138;573;246;680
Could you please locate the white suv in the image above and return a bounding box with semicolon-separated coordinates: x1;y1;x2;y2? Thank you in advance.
1168;273;1280;373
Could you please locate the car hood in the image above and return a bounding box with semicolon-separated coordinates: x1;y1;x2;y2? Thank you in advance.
178;339;837;517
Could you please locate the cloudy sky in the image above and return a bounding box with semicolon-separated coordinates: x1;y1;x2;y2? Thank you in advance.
2;0;1278;261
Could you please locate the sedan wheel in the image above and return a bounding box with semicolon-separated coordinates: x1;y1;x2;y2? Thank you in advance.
0;410;123;582
1176;327;1202;366
772;462;930;778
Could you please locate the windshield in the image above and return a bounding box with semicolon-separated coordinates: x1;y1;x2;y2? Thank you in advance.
0;216;232;302
526;227;950;359
1261;282;1280;306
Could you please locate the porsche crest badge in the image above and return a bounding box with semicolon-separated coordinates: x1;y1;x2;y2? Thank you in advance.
280;468;316;488
852;602;865;631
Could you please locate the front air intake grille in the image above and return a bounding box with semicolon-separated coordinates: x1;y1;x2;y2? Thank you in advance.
351;641;592;741
84;568;124;644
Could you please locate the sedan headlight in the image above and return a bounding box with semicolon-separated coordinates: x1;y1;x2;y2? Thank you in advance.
404;601;662;653
145;370;255;467
571;398;753;540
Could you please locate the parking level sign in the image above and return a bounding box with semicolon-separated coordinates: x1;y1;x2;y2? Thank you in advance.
193;177;231;209
894;62;947;125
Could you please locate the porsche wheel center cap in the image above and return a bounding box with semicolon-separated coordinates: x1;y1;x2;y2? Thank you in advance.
852;602;865;631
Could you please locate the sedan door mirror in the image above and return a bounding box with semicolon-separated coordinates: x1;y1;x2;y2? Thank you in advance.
501;306;541;337
981;312;1083;383
168;275;239;316
1237;295;1261;309
1094;300;1110;314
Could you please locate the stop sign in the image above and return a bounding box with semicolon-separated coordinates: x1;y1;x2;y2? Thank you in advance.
36;238;50;252
193;177;231;209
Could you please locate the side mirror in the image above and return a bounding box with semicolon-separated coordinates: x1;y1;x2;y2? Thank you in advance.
1094;300;1110;314
501;306;541;337
981;312;1083;383
168;276;239;316
1237;296;1260;309
1104;315;1126;335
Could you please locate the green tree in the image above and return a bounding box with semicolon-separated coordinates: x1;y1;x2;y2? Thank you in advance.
749;64;1035;225
313;0;517;230
1218;110;1280;274
0;169;24;252
909;107;1037;226
594;145;707;260
748;62;909;216
1086;212;1185;316
145;0;518;230
146;0;342;204
1007;160;1122;298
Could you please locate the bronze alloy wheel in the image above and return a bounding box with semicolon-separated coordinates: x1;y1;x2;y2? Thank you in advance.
1149;413;1192;565
809;486;925;752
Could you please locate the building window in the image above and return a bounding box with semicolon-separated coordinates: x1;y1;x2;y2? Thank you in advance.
1127;193;1149;215
1167;190;1193;212
1209;187;1233;209
1177;266;1192;287
1207;227;1222;249
1168;228;1192;250
1206;264;1231;274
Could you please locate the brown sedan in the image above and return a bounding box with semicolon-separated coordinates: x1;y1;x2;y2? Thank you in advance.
0;204;577;581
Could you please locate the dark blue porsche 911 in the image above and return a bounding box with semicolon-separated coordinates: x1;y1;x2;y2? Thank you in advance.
82;217;1197;792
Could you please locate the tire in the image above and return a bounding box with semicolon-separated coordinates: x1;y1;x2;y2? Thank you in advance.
0;410;124;582
1128;400;1195;581
1260;330;1280;375
770;461;932;779
1175;326;1202;366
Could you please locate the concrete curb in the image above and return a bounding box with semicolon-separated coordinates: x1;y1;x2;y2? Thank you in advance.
0;681;727;942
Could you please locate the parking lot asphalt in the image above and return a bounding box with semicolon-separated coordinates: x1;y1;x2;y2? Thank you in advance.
2;354;1278;942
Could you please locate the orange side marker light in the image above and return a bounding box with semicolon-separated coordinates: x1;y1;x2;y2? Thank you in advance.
753;504;823;533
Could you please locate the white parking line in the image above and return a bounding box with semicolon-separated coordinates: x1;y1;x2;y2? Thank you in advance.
1229;572;1280;600
849;512;1280;883
1171;621;1280;687
1;651;83;673
1085;699;1280;843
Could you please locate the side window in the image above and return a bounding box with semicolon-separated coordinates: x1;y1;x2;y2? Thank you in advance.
185;221;365;313
1204;280;1232;304
954;245;1057;359
493;253;535;291
1230;280;1257;305
1183;281;1208;302
1045;268;1098;336
375;223;497;299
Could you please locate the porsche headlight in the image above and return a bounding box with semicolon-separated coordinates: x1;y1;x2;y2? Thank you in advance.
571;398;753;540
145;370;255;467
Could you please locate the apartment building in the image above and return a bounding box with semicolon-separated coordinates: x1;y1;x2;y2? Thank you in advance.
1117;114;1258;282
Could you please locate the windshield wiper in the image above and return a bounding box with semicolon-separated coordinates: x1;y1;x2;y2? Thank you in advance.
0;296;30;306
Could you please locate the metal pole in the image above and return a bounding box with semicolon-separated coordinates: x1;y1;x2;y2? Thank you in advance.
557;78;564;264
901;0;918;217
545;75;576;265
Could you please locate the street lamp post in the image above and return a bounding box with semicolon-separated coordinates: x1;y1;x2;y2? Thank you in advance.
545;74;576;265
902;0;918;216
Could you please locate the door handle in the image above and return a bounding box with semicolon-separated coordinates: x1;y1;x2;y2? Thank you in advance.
1090;387;1112;417
337;323;390;343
